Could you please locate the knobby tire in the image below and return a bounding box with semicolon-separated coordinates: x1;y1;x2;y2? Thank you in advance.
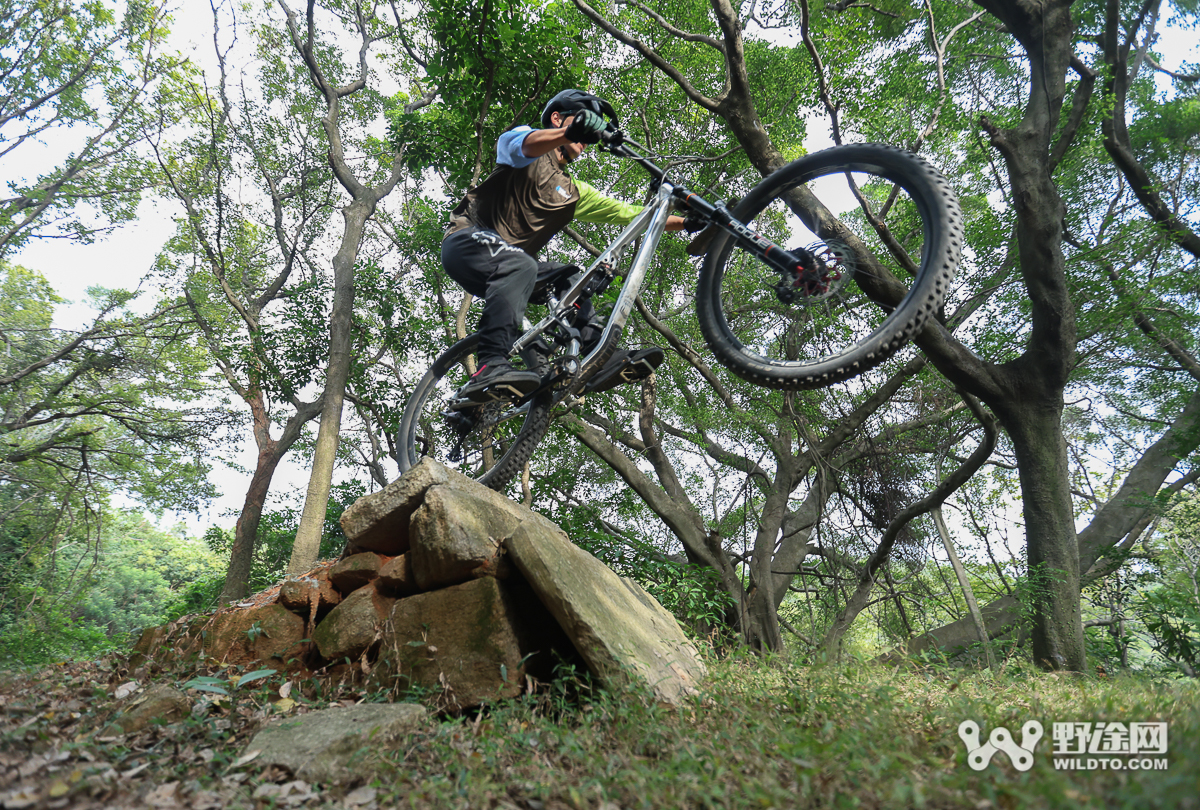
696;143;962;389
398;332;553;492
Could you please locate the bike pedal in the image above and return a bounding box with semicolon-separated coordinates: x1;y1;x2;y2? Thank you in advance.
474;383;527;403
621;356;657;381
445;398;481;412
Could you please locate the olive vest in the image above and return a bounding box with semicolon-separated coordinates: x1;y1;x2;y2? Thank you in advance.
446;151;578;256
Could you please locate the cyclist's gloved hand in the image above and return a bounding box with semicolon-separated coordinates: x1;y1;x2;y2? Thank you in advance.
682;211;706;233
564;109;607;144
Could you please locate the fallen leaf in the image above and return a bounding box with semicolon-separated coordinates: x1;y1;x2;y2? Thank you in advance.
229;749;261;769
114;681;139;700
47;780;69;798
273;697;295;712
120;762;151;779
2;787;41;809
279;681;293;699
253;783;281;800
145;781;180;807
279;780;315;803
190;790;223;810
18;753;49;778
344;785;377;806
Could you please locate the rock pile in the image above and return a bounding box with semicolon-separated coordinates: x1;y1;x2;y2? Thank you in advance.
133;458;706;709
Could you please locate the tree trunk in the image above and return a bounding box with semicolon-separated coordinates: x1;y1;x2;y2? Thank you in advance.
220;392;322;604
287;201;371;574
218;450;282;605
742;487;789;651
997;398;1086;670
933;505;996;670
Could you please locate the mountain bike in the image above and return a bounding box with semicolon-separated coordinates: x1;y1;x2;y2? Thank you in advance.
398;132;963;491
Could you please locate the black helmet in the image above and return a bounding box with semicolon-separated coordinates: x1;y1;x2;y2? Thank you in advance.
540;89;619;129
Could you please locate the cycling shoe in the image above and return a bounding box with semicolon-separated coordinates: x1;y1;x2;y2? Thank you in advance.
458;360;541;402
585;346;666;394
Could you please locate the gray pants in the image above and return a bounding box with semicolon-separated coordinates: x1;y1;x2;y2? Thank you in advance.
441;227;592;363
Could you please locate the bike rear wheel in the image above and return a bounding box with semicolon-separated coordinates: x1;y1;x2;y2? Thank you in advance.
696;143;961;389
398;333;553;491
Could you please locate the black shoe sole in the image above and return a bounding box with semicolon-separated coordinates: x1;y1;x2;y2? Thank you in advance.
461;380;540;403
585;348;665;394
460;371;542;403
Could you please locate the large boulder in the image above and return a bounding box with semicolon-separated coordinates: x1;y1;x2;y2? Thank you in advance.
203;603;307;669
338;457;564;557
338;458;452;555
506;518;707;705
407;485;516;590
312;582;395;662
127;457;706;713
328;552;383;593
129;615;207;668
101;684;191;736
278;572;341;617
369;575;578;709
244;703;426;784
376;553;418;596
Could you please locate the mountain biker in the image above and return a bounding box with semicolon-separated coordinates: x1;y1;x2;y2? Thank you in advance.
442;89;687;402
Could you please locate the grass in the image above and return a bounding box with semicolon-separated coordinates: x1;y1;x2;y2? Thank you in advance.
381;655;1200;809
1;648;1198;809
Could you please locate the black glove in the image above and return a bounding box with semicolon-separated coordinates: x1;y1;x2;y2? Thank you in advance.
682;211;706;234
563;109;607;144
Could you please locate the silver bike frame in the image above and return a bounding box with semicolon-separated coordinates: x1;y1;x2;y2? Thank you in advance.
509;180;675;395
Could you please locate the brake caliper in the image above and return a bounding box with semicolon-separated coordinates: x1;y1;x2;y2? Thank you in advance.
774;246;841;304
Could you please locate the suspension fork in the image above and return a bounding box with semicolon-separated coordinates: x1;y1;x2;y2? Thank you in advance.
673;186;819;303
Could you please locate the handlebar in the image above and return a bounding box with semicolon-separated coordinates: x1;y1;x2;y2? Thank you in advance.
600;126;817;282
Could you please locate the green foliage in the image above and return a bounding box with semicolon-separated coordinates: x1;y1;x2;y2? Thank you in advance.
0;0;193;257
642;560;734;633
182;667;277;697
0;260;226;663
1136;495;1200;675
0;609;113;668
74;511;223;638
202;481;365;596
1141;587;1200;672
0;263;224;513
0;508;222;667
387;0;587;190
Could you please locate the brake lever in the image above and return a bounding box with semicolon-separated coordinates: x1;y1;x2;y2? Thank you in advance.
684;197;741;256
599;127;625;147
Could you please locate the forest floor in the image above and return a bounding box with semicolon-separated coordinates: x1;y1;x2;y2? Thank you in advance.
1;645;1198;810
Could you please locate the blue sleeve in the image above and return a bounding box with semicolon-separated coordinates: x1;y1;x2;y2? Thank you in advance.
497;126;537;168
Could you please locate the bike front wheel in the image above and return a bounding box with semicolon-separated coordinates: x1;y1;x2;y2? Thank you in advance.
397;333;553;491
696;143;962;390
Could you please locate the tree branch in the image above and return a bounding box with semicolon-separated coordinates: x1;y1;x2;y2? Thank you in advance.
571;0;722;112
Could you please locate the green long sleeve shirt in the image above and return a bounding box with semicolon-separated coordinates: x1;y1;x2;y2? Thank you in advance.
573;179;644;226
